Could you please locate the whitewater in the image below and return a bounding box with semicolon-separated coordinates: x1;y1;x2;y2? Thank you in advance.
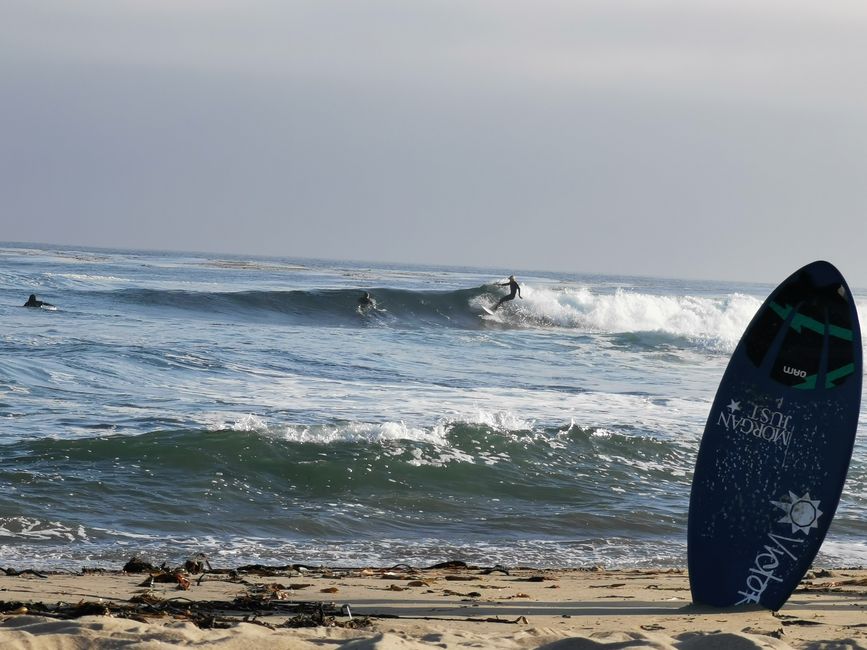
1;243;865;570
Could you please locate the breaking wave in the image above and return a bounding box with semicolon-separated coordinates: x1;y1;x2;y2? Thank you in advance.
97;285;760;349
0;422;693;547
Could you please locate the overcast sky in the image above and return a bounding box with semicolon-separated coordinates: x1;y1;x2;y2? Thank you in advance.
3;1;867;285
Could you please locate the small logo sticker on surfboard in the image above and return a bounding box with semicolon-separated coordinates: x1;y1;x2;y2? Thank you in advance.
782;365;807;379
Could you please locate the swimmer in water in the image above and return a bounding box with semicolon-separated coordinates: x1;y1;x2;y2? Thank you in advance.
23;294;53;308
493;276;522;311
358;291;374;310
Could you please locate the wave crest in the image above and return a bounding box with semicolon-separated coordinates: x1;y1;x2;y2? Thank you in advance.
480;286;760;350
100;284;760;349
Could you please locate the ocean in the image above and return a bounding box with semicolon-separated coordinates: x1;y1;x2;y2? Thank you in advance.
1;243;865;571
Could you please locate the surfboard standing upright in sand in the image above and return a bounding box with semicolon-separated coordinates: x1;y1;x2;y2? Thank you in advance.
688;260;863;610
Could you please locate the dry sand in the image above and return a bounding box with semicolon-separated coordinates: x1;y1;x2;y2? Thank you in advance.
0;563;865;648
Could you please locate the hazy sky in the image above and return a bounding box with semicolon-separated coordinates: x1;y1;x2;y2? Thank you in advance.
3;1;867;285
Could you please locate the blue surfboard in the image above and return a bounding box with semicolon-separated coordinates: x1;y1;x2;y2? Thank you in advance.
688;261;862;610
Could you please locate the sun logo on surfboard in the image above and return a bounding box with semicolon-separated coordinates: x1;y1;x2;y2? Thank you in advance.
771;491;823;535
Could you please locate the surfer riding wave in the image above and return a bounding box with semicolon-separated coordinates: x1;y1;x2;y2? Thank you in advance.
493;276;522;311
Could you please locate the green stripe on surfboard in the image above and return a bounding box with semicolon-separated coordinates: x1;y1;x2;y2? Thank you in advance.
793;363;856;390
769;302;853;341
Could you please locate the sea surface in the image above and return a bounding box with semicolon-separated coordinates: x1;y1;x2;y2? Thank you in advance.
1;243;865;571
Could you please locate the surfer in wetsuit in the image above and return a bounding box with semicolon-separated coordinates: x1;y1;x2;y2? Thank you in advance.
23;294;53;308
493;276;522;311
358;291;374;311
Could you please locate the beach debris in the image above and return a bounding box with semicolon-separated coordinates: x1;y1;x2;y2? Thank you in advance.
0;572;362;630
380;572;415;580
80;567;110;575
640;623;665;631
387;585;405;592
407;580;432;587
780;619;825;627
1;568;47;578
281;602;371;629
828;577;867;587
742;626;785;638
282;612;372;629
138;569;192;591
183;553;212;574
320;587;339;593
471;616;529;624
294;564;317;573
122;557;159;573
426;560;469;570
0;602;35;615
442;588;483;598
244;583;295;600
480;565;510;576
232;564;312;577
129;592;164;606
795;575;867;594
444;575;476;581
192;614;234;629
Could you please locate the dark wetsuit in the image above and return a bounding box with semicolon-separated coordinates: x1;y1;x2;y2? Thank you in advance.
23;294;52;308
493;278;521;311
358;293;374;310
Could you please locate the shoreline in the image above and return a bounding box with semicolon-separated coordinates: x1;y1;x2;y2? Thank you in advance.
0;561;864;648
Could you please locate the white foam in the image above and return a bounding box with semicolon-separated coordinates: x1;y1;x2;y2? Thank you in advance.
486;285;761;350
815;539;867;566
469;409;535;432
208;415;452;446
224;414;269;432
0;517;83;542
406;445;477;467
201;380;709;451
856;299;867;336
282;421;450;445
54;273;126;283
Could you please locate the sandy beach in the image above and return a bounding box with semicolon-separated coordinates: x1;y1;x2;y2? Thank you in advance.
0;561;864;649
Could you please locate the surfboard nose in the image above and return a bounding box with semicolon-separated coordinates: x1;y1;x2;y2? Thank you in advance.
801;260;845;286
